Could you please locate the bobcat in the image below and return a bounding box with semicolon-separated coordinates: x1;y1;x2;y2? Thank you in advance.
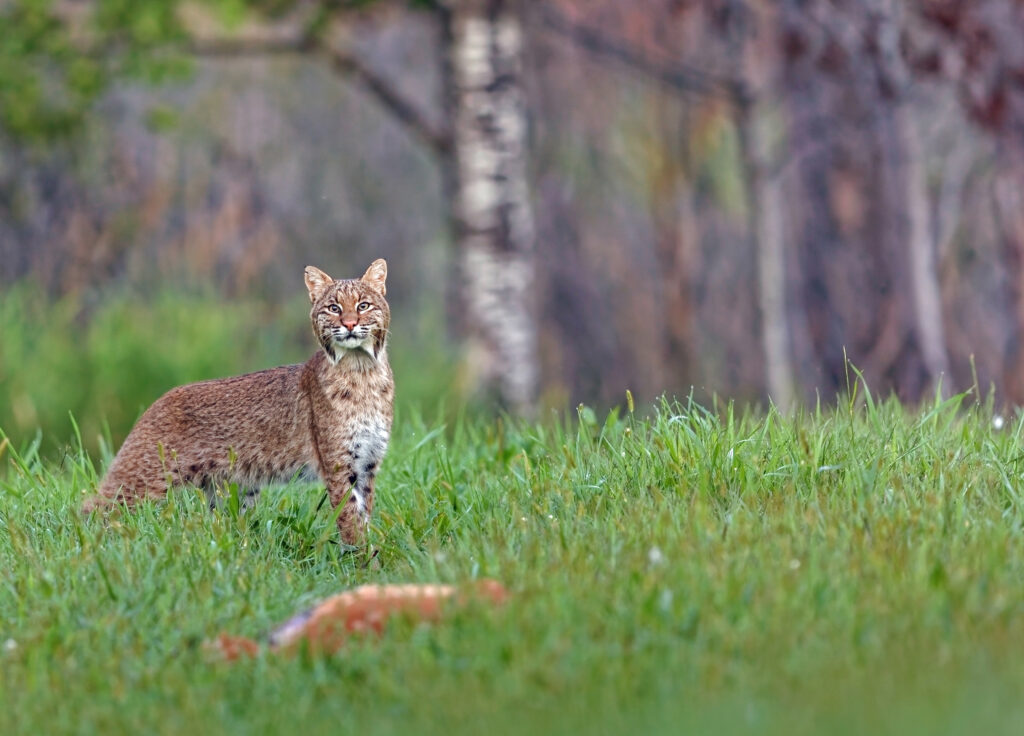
81;260;394;547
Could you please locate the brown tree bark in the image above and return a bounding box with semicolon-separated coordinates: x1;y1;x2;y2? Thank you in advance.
993;143;1024;404
899;100;952;396
780;0;938;401
876;0;952;396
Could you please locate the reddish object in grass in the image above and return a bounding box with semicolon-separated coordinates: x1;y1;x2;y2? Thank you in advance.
210;580;508;660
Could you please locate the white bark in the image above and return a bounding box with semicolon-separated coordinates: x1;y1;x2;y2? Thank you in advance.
732;1;793;410
450;0;538;412
752;114;792;411
740;99;793;411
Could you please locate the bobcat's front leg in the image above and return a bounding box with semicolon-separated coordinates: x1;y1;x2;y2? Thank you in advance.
337;475;376;548
324;454;376;548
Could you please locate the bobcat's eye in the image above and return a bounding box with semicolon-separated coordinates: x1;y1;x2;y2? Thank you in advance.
357;301;371;312
328;304;341;314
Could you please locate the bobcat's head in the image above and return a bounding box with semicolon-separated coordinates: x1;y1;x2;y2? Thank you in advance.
304;259;390;365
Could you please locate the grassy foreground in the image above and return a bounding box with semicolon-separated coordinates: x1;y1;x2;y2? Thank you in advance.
2;394;1024;735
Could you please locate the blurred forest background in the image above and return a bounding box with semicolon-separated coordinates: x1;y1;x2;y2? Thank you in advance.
3;0;1024;453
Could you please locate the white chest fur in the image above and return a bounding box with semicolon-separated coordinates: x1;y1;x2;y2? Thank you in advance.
349;415;390;470
345;413;391;517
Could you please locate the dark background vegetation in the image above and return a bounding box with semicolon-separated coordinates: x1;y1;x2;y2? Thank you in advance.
3;0;1024;453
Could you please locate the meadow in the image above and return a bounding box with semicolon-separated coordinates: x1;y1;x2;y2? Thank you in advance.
2;388;1024;735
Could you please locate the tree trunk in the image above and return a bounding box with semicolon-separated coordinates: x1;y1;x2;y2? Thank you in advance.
872;0;951;396
731;0;793;410
780;0;935;401
993;142;1024;404
446;0;538;413
736;96;793;410
898;101;951;396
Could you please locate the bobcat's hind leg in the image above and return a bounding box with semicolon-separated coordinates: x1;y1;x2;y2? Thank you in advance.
241;487;261;512
204;485;261;513
81;491;129;515
81;467;169;515
81;483;163;515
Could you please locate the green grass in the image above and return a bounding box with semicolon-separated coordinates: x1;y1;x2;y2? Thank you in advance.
3;392;1024;735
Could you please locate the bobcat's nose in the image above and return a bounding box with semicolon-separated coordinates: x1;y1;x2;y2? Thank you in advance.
341;317;358;331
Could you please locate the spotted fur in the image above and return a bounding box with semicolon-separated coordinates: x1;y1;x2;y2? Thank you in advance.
82;260;395;547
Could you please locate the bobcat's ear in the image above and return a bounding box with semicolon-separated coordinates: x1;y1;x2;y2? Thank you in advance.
361;259;387;296
304;266;333;303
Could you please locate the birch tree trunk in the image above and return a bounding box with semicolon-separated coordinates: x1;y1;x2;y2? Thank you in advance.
447;0;538;413
736;96;793;410
732;1;793;410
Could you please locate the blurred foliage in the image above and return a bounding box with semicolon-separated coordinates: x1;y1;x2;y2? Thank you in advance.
0;0;187;142
0;0;436;143
0;283;459;456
